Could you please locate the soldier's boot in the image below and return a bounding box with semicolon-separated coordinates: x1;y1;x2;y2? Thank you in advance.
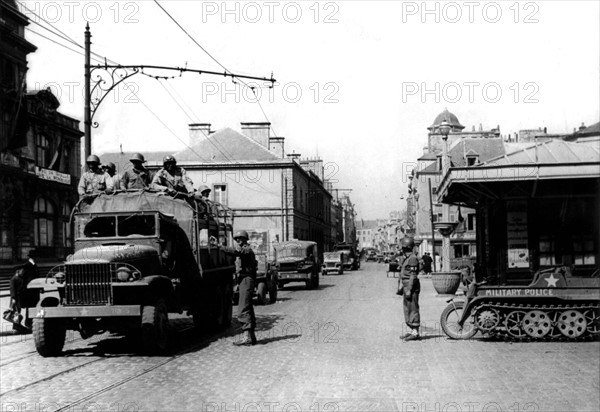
233;330;257;346
403;328;420;341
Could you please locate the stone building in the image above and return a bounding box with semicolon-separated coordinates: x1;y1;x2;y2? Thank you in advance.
101;122;335;257
1;0;83;276
413;109;504;265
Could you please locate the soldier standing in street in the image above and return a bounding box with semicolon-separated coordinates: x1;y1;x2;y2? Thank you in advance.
151;155;194;195
103;162;121;192
78;154;114;198
399;237;421;341
121;153;152;190
222;230;258;346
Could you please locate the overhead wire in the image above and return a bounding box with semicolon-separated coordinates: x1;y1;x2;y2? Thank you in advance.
21;1;285;196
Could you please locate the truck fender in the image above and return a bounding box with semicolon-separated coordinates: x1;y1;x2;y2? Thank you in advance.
143;275;175;301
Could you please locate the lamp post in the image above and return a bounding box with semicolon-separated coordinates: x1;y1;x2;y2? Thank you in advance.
438;120;453;271
430;119;461;295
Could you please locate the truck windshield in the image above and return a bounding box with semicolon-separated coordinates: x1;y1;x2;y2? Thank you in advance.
275;247;307;258
79;214;156;238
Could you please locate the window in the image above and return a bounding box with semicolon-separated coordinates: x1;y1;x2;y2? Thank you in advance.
454;244;469;258
61;202;73;249
60;143;71;174
467;156;477;166
36;134;50;168
34;197;55;247
213;184;228;206
467;214;476;231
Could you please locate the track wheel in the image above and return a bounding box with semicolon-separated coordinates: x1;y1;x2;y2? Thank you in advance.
523;310;552;339
504;311;527;339
584;308;600;335
141;299;169;355
33;317;66;357
440;301;477;340
558;310;587;339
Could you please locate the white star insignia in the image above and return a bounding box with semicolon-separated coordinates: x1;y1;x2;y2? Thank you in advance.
545;274;559;287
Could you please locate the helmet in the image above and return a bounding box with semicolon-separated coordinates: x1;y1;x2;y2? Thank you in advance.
198;185;211;194
233;230;249;241
86;154;100;164
400;237;415;251
104;162;116;171
163;155;176;165
130;153;146;163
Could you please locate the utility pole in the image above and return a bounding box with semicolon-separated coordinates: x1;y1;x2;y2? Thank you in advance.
84;23;91;160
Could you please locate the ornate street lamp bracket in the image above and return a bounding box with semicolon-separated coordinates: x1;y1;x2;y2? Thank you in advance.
89;65;139;128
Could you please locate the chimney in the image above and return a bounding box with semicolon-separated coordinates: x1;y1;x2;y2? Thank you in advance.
189;123;211;146
269;136;285;158
241;122;271;148
579;122;586;131
299;157;324;181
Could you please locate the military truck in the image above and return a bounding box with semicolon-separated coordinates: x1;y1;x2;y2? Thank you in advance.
333;243;360;271
275;240;320;289
25;191;235;356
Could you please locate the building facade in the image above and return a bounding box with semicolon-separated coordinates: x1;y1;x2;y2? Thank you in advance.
1;0;83;269
413;109;504;266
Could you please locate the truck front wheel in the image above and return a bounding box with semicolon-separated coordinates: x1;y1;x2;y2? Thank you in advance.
141;299;169;354
33;318;66;357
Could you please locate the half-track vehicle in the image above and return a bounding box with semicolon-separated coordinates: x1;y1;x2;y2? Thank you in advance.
322;251;344;275
25;191;236;356
440;266;600;341
275;240;319;290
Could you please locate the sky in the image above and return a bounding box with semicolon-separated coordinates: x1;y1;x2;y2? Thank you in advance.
19;0;600;219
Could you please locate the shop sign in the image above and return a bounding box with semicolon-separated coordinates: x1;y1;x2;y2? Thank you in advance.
35;166;71;185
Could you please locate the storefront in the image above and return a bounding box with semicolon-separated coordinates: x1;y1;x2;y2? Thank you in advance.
437;140;600;284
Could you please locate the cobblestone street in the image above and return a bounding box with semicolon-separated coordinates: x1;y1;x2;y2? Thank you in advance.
1;262;599;412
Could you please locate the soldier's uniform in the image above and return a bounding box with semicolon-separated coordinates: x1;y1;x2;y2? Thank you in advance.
222;231;258;345
398;237;421;341
121;167;152;190
151;167;194;194
78;170;113;196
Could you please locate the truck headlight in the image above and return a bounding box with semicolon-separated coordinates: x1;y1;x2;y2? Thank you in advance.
116;267;132;282
54;271;65;284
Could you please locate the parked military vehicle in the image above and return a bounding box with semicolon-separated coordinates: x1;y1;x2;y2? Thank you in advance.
322;251;344;275
441;266;600;341
275;240;320;289
333;243;359;270
26;191;235;356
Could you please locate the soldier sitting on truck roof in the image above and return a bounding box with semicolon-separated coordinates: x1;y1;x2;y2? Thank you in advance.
151;155;194;195
121;153;152;190
78;154;114;199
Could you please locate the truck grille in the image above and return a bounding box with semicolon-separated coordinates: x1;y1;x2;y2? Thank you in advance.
65;264;113;305
325;262;336;268
279;263;297;272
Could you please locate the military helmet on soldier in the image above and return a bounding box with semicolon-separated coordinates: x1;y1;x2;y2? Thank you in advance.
198;185;211;194
163;155;176;165
401;236;415;252
130;153;146;163
233;230;249;241
86;154;100;164
104;162;116;172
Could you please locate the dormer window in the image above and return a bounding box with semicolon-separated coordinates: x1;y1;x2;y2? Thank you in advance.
465;149;479;166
